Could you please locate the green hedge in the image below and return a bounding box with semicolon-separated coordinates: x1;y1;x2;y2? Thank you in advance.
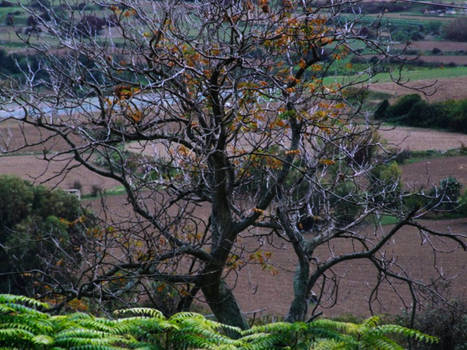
0;294;438;350
374;95;467;133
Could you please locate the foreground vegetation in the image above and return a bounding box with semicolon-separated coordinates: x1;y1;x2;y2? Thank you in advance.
0;294;437;350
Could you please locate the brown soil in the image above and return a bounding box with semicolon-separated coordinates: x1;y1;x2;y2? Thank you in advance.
0;154;119;194
365;54;467;65
401;156;467;188
370;76;467;102
1;102;466;320
396;41;467;52
84;194;467;319
409;55;467;65
234;218;466;318
0;120;81;153
368;13;456;22
379;126;467;151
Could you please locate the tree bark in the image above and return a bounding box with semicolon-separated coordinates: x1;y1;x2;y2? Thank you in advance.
202;279;248;330
285;263;310;322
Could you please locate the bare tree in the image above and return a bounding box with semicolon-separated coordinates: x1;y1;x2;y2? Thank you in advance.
0;0;465;328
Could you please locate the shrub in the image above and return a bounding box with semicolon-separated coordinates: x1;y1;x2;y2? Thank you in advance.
0;0;14;7
404;100;443;127
458;190;467;217
398;299;467;350
374;99;390;120
331;181;363;225
369;162;402;207
430;176;462;211
393;149;412;164
91;184;102;196
29;0;50;9
72;180;83;190
77;15;107;36
386;94;422;120
0;175;96;296
445;99;467;133
443;18;467;42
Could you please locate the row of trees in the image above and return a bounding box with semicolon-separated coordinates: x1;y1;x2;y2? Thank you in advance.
0;0;465;329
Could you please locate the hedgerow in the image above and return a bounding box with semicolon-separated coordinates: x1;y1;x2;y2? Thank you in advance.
374;95;467;133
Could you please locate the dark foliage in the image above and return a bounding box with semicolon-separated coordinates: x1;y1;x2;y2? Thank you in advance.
0;0;13;7
374;95;467;133
77;15;107;36
443;18;467;42
399;300;467;350
0;175;97;296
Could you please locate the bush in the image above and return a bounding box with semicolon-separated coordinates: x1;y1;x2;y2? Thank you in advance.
443;18;467;42
458;190;467;217
72;180;83;190
445;99;467;133
331;181;363;225
369;162;402;207
430;176;462;211
404;100;442;127
0;175;96;296
91;184;102;196
399;299;467;350
386;94;422;119
374;99;390;120
77;15;107;36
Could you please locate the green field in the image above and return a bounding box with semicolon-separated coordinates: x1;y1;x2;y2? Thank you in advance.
325;66;467;85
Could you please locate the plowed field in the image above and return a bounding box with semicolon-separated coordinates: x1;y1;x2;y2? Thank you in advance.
370;76;467;102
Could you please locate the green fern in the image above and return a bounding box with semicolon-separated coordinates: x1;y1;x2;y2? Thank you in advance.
0;294;439;350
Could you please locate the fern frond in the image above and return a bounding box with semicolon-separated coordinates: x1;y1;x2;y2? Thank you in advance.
372;324;438;344
0;328;35;345
311;319;360;335
0;295;49;310
360;334;404;350
114;308;164;320
311;338;351;350
361;316;381;329
31;334;55;346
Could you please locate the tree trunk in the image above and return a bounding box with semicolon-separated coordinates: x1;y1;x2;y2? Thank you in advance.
202;279;249;330
285;264;310;322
